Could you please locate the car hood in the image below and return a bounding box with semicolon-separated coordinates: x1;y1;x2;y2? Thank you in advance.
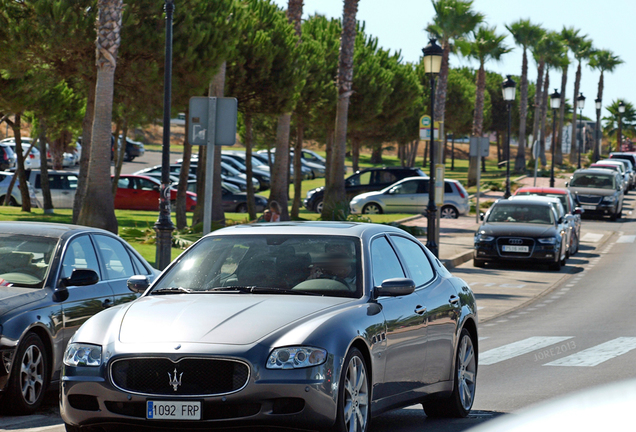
351;191;381;201
0;287;45;317
118;294;352;345
479;223;558;237
569;187;617;197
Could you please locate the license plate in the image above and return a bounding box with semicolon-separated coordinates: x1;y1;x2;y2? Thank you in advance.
502;245;529;253
582;205;596;210
147;401;201;420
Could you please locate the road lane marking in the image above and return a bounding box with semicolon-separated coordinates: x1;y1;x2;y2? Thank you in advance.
545;337;636;367
617;235;636;243
581;233;604;242
480;336;573;366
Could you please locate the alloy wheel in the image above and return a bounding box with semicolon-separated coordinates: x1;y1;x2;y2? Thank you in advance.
457;334;476;411
20;344;45;405
343;355;369;432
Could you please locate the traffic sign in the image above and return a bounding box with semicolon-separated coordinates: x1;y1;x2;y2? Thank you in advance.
188;97;237;146
420;115;441;141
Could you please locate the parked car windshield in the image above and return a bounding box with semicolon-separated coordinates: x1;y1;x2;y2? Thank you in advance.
488;204;555;224
153;235;362;298
570;174;615;189
0;234;57;287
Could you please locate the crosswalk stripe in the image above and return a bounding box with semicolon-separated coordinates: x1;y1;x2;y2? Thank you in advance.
617;235;636;243
480;336;573;366
544;337;636;367
581;233;604;242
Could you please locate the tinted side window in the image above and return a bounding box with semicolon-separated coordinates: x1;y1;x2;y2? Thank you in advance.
392;180;418;195
62;235;100;279
371;237;405;287
390;236;435;287
416;180;430;193
94;235;135;280
376;171;398;184
444;182;453;193
130;251;152;275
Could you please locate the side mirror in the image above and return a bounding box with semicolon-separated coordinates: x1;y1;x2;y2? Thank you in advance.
375;278;415;298
480;212;485;221
574;207;583;215
61;269;99;288
565;181;570;187
128;275;150;293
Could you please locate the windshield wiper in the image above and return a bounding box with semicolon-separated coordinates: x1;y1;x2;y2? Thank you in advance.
203;286;320;295
152;286;192;295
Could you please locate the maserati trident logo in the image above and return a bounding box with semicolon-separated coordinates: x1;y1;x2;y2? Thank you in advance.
168;368;183;391
509;239;523;245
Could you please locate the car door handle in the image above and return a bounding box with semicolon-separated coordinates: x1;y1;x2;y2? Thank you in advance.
415;305;427;315
449;295;460;306
102;299;113;308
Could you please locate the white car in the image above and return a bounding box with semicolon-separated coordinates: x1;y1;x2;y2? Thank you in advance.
350;176;470;218
0;137;41;170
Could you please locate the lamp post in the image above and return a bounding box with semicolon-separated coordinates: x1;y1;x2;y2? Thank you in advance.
576;93;585;169
594;97;602;161
502;75;516;198
617;100;626;153
154;0;175;270
549;89;561;188
422;38;443;258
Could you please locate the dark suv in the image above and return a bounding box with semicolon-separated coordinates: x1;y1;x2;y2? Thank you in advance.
304;167;426;213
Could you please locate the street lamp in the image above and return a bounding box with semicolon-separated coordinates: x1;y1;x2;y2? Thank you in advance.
549;89;561;188
502;75;516;198
617;100;626;153
594;97;602;161
422;38;443;258
576;93;586;169
154;0;175;270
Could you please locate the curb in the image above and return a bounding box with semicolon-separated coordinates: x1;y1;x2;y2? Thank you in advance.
441;250;474;270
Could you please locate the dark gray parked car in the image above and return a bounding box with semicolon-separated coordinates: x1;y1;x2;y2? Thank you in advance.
61;222;478;431
0;222;158;415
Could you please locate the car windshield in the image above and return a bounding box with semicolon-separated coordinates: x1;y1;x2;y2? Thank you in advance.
152;235;362;298
0;234;57;288
570;174;615;189
487;204;554;224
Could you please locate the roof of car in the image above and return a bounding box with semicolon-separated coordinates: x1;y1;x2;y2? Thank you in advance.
492;198;552;207
209;221;406;239
0;221;112;238
573;168;619;175
515;187;568;195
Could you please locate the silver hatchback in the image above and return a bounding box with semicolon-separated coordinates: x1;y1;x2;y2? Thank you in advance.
350;176;470;218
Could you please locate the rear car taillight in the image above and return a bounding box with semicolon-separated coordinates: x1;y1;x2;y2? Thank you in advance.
455;182;466;198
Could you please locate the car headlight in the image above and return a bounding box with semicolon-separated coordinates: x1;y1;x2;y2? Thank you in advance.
538;237;557;245
267;346;327;370
64;343;102;367
306;189;316;199
475;233;494;242
602;196;616;203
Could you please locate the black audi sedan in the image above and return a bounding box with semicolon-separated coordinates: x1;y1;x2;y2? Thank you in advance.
0;222;158;415
474;198;568;271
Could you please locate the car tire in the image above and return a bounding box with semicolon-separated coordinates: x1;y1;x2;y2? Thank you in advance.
332;347;370;432
0;195;17;206
64;424;80;432
549;259;562;271
423;328;476;418
362;203;383;215
440;205;459;219
473;259;486;268
5;333;49;415
315;200;324;214
236;203;248;213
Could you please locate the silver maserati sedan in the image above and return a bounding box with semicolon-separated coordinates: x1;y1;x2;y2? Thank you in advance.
61;222;479;432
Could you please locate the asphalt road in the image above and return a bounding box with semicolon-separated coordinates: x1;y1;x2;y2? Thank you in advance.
3;153;634;431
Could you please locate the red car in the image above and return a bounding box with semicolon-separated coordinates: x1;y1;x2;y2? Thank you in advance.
513;186;582;255
112;174;197;211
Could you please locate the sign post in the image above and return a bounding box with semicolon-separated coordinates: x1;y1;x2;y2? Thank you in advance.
189;97;238;235
470;137;490;222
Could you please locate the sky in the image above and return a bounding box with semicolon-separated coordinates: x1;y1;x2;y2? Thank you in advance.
272;0;634;123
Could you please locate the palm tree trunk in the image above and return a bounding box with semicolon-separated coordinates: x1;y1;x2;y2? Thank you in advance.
532;59;545;151
271;113;291;220
78;0;122;234
37;119;53;213
539;69;550;166
7;115;31;212
594;71;604;160
351;136;360;172
290;120;304;218
244;114;257;221
111;120;126;197
569;61;582;163
555;64;568;165
73;77;96;223
515;47;529;172
322;0;358;221
468;63;486;186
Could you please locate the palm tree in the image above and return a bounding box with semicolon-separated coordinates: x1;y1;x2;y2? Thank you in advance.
426;0;484;184
457;25;511;185
77;0;122;233
561;28;593;164
322;0;359;220
287;0;304;219
554;50;569;166
538;36;565;166
603;100;636;150
590;49;623;159
506;19;544;172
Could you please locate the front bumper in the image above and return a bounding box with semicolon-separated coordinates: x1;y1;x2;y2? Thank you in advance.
61;353;342;430
578;203;617;217
474;241;560;264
